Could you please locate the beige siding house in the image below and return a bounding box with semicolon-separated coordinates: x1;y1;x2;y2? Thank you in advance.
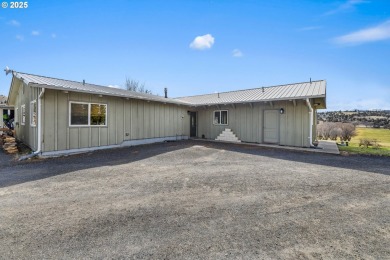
6;71;326;156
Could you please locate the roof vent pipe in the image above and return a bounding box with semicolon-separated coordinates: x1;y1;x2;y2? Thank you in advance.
164;87;168;98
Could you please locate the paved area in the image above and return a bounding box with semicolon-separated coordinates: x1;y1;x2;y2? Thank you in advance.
317;140;340;154
198;138;340;155
0;140;389;259
0;146;13;166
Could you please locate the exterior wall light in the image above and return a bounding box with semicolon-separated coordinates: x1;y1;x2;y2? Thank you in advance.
280;108;285;114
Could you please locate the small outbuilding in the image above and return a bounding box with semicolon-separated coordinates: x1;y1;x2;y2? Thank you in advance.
0;95;14;131
6;70;326;156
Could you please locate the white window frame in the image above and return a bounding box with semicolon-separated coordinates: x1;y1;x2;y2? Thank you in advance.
21;104;26;125
69;101;107;127
30;100;37;127
15;107;19;124
213;110;229;125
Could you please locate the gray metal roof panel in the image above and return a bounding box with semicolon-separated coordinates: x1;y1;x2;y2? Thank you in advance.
13;72;191;106
12;71;326;107
175;80;326;105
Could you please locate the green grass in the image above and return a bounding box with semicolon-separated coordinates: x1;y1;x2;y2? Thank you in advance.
338;127;390;156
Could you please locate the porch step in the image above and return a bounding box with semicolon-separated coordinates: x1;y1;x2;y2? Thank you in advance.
215;128;241;143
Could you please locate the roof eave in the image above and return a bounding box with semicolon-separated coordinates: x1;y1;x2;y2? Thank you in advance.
188;95;327;107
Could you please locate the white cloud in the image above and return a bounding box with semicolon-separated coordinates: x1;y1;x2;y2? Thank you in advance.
108;84;122;89
324;0;368;16
8;20;20;26
232;49;243;57
15;35;24;41
189;34;215;50
31;30;40;36
297;26;322;31
334;20;390;45
51;33;57;38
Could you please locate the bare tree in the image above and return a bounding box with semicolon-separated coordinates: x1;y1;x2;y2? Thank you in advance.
317;122;358;142
329;126;341;140
317;122;335;140
316;123;324;140
339;123;357;141
125;77;152;94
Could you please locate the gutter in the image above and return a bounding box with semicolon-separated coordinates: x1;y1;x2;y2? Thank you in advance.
306;98;315;147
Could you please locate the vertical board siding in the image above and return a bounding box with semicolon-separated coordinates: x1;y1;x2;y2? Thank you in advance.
16;85;314;152
108;97;116;145
196;100;311;147
43;90;55;151
131;100;137;140
13;79;38;151
41;89;190;152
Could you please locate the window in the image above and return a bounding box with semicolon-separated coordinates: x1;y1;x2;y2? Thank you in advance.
70;103;89;125
21;104;26;125
69;102;107;126
213;110;228;125
30;100;37;127
90;104;106;125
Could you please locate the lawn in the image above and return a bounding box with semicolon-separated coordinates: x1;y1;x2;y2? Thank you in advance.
339;127;390;156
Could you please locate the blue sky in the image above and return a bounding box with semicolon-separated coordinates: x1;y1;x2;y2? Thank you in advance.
0;0;389;110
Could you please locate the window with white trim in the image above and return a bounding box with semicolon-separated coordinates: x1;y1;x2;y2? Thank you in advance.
30;100;37;127
213;110;228;125
21;104;26;125
70;102;107;126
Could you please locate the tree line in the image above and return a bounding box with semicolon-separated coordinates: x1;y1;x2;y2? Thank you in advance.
317;122;356;141
318;110;390;128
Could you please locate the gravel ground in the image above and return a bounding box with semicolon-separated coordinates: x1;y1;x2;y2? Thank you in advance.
0;140;389;259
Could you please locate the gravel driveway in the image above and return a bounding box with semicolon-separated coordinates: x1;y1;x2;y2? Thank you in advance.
1;140;389;259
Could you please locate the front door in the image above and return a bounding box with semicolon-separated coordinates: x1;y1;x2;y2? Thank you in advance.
264;110;279;144
189;112;197;137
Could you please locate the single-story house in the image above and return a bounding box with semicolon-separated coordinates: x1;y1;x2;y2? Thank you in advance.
6;70;326;156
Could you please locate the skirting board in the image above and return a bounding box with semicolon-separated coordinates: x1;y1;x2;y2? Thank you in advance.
40;135;189;158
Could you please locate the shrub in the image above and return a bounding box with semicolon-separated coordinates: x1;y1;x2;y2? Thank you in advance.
359;138;381;148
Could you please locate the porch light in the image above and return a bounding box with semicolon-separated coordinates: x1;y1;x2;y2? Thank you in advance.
280;108;284;114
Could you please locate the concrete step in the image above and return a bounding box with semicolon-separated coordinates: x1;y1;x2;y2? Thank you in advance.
215;128;241;143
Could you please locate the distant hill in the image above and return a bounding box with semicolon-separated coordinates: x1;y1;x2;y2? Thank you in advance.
318;110;390;128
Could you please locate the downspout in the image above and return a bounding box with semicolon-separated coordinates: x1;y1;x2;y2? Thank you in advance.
306;98;314;147
19;87;45;160
36;88;45;154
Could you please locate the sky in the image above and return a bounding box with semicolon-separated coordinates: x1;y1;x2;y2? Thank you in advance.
0;0;389;111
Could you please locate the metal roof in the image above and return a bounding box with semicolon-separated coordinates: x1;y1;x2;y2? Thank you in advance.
175;80;326;106
11;71;326;107
12;71;191;106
